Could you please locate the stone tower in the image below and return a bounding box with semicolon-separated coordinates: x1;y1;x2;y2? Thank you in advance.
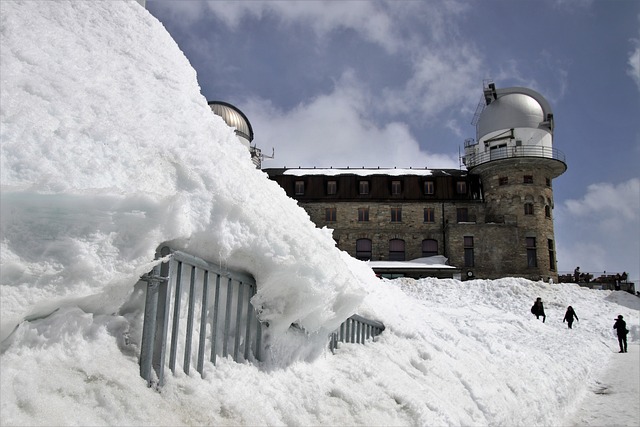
463;82;567;280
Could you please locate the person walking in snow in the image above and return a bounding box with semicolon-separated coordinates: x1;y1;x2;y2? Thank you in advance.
563;306;579;329
531;297;546;323
613;315;628;353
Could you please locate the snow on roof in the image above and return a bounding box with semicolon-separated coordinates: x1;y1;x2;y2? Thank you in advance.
367;256;455;270
283;168;433;176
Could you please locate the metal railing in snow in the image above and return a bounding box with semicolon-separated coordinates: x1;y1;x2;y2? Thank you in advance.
138;246;386;387
329;314;385;353
139;246;262;387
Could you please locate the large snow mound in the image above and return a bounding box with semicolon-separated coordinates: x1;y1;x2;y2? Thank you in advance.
0;0;371;348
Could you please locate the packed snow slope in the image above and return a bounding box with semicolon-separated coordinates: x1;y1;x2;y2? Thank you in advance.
1;2;638;426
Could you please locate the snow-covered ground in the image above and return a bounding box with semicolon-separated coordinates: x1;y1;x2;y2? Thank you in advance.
1;1;638;426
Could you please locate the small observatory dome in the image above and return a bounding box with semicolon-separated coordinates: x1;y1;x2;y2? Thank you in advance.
208;101;254;148
463;83;565;174
477;93;545;140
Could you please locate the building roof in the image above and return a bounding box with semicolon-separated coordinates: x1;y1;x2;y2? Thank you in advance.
264;167;468;177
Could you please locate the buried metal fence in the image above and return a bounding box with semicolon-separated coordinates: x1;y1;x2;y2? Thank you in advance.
329;314;385;353
139;246;261;387
138;246;385;387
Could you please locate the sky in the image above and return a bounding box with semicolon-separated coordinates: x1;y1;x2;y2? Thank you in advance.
0;1;639;426
146;0;640;283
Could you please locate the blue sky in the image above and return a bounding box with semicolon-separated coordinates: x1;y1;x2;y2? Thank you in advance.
146;0;640;281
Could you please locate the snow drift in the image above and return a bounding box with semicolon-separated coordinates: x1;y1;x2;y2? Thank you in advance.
0;0;370;349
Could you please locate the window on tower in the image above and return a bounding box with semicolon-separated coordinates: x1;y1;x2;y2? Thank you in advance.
523;175;534;184
526;237;537;267
548;239;556;271
524;203;534;215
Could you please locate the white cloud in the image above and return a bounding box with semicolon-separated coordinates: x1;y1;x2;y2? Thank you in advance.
627;15;640;92
244;73;459;169
178;1;401;53
555;178;640;280
381;45;483;120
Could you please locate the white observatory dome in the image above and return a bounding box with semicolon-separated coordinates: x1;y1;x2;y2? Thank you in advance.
477;93;544;140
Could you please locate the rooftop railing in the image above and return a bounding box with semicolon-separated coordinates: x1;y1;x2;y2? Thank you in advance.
464;145;566;169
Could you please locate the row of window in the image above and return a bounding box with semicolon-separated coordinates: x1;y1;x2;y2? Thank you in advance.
295;180;467;196
355;238;439;261
353;237;556;271
325;205;550;222
498;176;552;186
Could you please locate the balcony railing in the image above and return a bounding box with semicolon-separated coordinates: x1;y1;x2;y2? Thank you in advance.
464;146;566;168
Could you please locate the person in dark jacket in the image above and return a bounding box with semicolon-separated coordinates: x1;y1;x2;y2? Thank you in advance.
563;306;579;329
613;315;628;353
531;297;546;323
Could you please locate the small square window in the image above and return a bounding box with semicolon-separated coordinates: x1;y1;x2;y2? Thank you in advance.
499;177;508;186
523;175;534;184
359;181;370;195
424;181;435;195
358;207;369;222
327;180;337;195
457;208;468;222
391;207;402;222
295;180;305;195
391;180;402;195
325;207;336;222
424;207;435;223
456;181;467;194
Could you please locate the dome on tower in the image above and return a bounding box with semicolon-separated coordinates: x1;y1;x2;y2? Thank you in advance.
208;101;254;143
477;93;545;140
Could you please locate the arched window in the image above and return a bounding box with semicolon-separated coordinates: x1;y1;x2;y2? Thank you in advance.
422;239;438;257
545;205;551;218
524;203;534;215
356;239;372;261
389;239;405;261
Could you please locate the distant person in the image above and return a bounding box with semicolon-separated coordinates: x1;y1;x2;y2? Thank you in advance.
613;315;628;353
563;306;579;329
574;267;580;282
531;297;546;323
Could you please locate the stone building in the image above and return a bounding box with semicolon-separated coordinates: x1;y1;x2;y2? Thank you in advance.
211;83;567;281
